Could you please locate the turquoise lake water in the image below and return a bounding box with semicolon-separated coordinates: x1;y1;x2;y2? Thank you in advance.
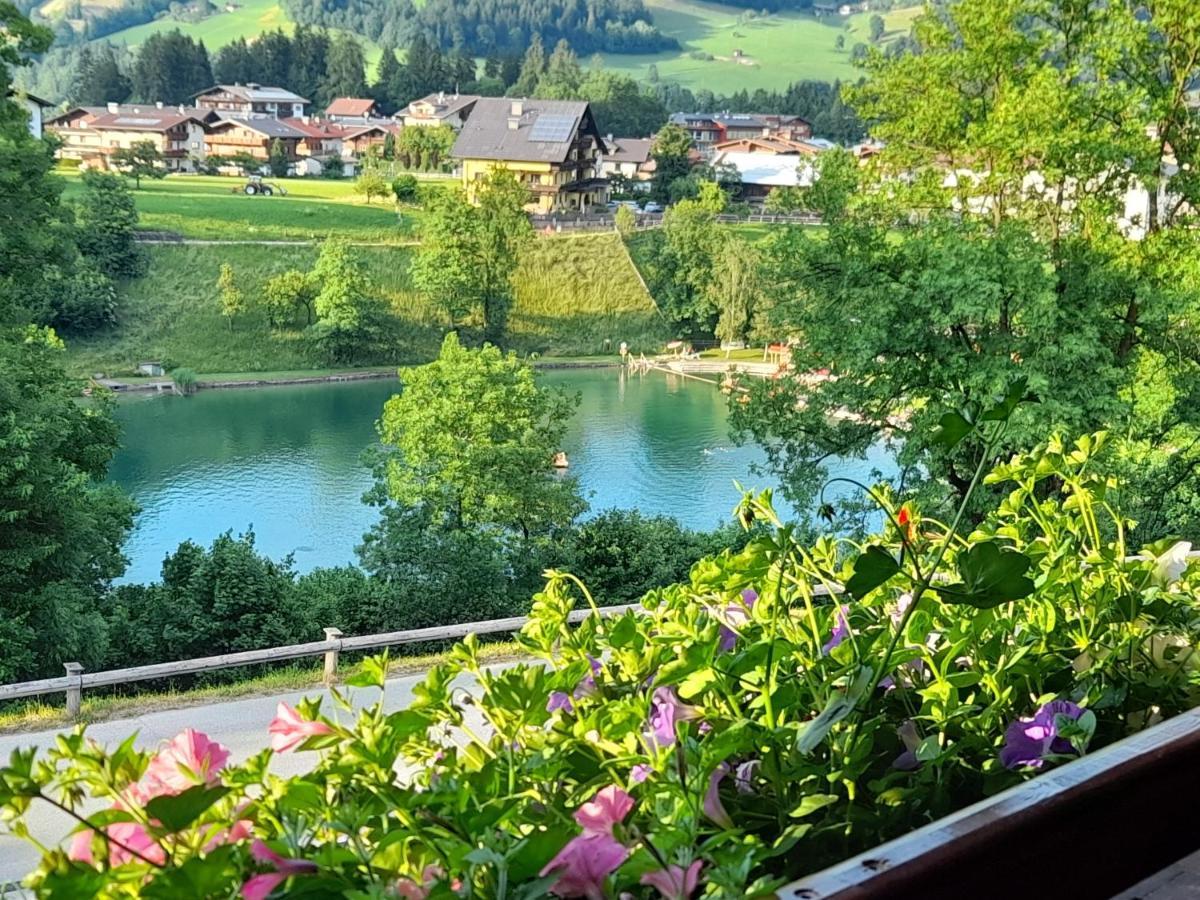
109;367;895;583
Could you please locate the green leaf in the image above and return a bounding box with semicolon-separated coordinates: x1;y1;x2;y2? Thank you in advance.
979;376;1034;422
845;545;901;599
935;541;1035;609
797;665;873;754
678;666;717;699
789;793;838;818
931;410;973;450
145;783;228;833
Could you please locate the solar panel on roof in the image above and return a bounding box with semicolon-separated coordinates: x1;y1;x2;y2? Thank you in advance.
114;117;160;125
529;113;575;142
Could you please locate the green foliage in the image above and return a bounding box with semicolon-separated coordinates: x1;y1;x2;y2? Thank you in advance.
13;434;1200;894
261;268;315;328
74;170;147;281
354;169;389;204
110;139;166;189
391;173;419;204
710;238;760;347
394;124;456;172
129;29;212;105
309;239;385;363
0;327;135;682
267;139;289;178
650;122;693;203
215;262;244;330
170;366;198;393
614;203;636;238
411;171;533;344
375;332;585;536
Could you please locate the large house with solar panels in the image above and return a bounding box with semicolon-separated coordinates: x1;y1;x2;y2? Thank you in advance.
194;84;309;119
46;103;217;172
451;98;610;213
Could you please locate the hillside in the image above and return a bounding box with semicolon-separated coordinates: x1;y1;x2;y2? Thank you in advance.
80;0;918;91
64;234;665;376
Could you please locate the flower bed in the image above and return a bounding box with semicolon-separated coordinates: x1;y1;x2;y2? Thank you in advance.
5;428;1200;898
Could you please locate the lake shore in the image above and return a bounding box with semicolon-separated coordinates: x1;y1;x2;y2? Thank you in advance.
96;357;623;393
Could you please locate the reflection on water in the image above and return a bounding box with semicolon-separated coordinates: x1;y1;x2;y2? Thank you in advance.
109;367;895;584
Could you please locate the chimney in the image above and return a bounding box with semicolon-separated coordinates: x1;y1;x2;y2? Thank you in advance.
156;101;164;109
107;101;119;113
437;91;445;104
510;100;523;116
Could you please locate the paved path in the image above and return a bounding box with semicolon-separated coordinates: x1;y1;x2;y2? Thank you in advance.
0;668;492;885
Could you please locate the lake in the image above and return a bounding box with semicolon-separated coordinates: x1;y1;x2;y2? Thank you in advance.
109;367;895;583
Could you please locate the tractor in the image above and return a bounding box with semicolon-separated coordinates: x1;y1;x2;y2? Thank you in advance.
238;175;288;196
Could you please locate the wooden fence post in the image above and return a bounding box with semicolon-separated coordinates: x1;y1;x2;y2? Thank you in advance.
64;662;83;719
323;628;343;686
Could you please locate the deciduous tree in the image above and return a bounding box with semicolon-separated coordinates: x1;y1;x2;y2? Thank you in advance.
111;139;165;188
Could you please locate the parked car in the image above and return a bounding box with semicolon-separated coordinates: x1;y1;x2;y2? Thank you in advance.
642;201;664;213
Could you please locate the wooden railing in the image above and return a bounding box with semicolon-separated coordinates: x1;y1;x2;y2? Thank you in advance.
0;604;638;719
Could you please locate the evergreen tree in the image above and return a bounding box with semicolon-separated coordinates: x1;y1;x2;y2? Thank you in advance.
374;45;403;111
268;138;289;177
288;26;330;101
71;43;131;105
213;37;255;85
256;29;293;87
130;31;212;104
511;33;544;96
320;33;368;105
498;52;521;88
404;33;445;99
446;47;476;90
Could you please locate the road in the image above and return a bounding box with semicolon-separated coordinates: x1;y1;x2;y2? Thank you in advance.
0;668;493;885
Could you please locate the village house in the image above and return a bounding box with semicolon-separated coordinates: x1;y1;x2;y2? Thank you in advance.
204;116;304;163
669;112;813;157
46;102;216;172
711;135;823;156
398;92;480;130
9;88;50;138
194;84;309;119
599;136;653;188
452;98;609;213
711;149;816;202
323;97;381;121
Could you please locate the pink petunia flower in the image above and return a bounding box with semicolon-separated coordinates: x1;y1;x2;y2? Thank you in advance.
574;784;634;835
392;864;446;899
641;860;704;900
540;831;629;899
140;729;230;797
68;821;167;867
268;702;334;752
242;840;318;900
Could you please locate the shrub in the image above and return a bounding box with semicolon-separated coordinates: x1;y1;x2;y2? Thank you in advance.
392;173;420;203
170;366;198;394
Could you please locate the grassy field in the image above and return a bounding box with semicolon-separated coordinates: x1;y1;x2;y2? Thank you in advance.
66;233;665;376
601;1;920;91
92;0;918;91
62;173;434;242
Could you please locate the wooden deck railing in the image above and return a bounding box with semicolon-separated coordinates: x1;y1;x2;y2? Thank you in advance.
0;604;638;718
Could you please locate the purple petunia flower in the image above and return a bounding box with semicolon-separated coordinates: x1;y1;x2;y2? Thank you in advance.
892;720;922;771
644;687;698;750
631;763;652;783
704;763;733;829
547;691;574;714
573;655;603;700
718;589;758;652
822;605;851;655
1000;700;1086;770
734;759;760;794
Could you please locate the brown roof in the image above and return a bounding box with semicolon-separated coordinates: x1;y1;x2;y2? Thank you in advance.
325;97;377;117
400;92;480;121
452;98;604;164
606;137;652;164
209;115;306;138
78;106;213;133
712;136;822;156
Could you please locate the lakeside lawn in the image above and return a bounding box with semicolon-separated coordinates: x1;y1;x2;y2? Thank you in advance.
66;234;666;377
60;172;445;243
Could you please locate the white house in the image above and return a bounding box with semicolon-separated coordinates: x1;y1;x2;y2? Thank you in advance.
9;89;51;138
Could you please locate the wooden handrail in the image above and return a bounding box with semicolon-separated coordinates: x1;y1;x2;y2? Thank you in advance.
0;604;637;712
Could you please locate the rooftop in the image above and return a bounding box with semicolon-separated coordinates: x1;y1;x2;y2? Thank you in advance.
211;115;307;138
712;150;815;187
605;137;653;164
198;84;310;105
325;97;377;117
399;92;481;120
452;98;601;164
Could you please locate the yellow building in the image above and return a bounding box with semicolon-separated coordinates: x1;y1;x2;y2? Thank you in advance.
451;98;609;214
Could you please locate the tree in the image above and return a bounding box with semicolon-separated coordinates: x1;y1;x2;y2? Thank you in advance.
0;327;135;681
710;238;761;347
571;71;668;138
71;42;131;105
374;45;403;112
835;33;845;51
217;263;245;330
614;204;635;237
262;269;315;327
110;140;165;188
320;33;367;106
411;170;533;343
74;170;146;280
511;33;545;96
763;185;807;213
650;122;693;202
309;240;383;362
392;173;419;203
268;139;289;178
731;0;1200;533
355;169;390;203
374;332;585;537
129;30;212;104
868;14;885;42
640;183;726;329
